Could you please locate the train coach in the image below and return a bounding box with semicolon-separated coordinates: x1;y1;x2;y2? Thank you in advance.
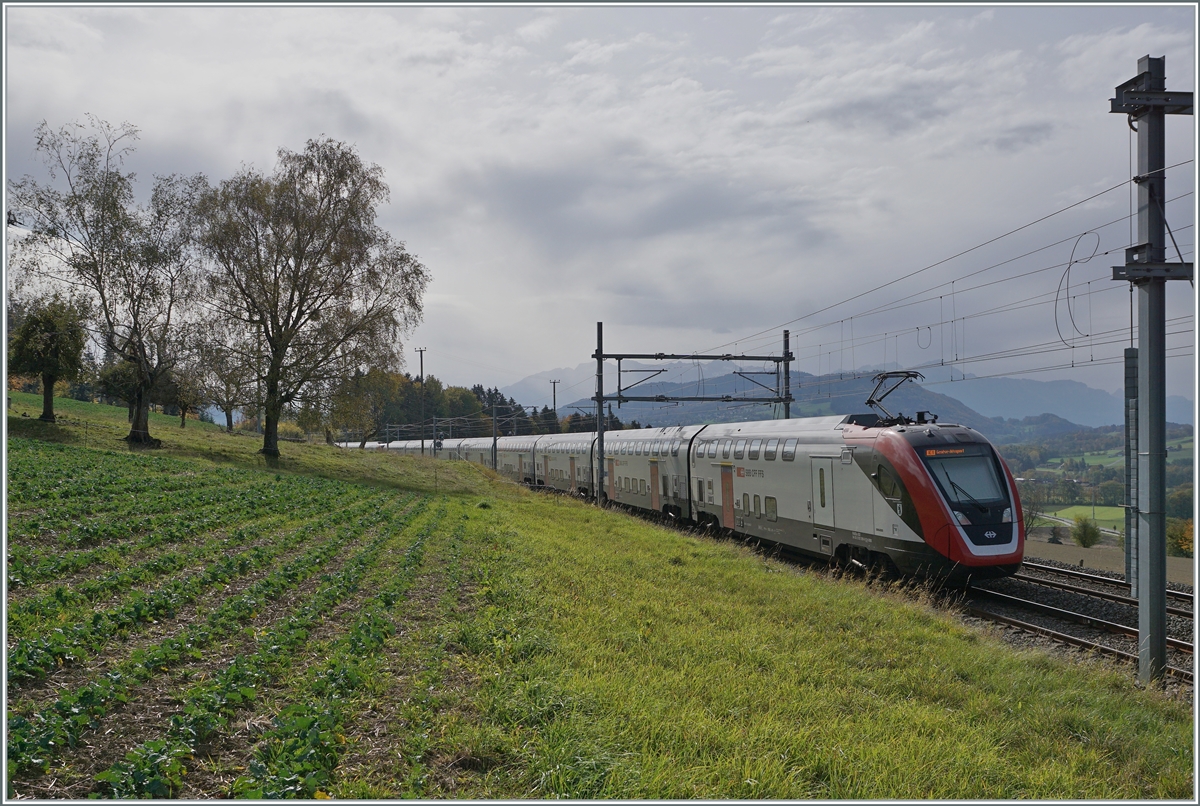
367;410;1023;580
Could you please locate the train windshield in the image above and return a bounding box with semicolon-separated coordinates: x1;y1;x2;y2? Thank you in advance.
922;446;1006;505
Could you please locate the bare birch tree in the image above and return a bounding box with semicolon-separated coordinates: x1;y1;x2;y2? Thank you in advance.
199;137;428;456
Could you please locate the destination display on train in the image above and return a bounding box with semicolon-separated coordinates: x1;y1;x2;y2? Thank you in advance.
925;448;968;456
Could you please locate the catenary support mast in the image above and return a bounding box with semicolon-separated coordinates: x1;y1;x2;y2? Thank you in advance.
1109;55;1193;683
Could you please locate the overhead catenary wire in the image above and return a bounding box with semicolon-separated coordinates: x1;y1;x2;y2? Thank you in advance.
700;162;1194;357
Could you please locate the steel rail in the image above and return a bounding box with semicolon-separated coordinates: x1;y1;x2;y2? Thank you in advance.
1011;573;1193;618
966;606;1193;683
967;586;1194;654
1021;560;1193;605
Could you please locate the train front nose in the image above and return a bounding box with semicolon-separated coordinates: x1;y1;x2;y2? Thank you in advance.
920;442;1022;568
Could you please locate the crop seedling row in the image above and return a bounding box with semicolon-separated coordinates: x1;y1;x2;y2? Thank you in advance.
6;491;395;685
94;501;440;798
7;478;362;590
6;495;419;787
231;511;455;799
8;489;364;633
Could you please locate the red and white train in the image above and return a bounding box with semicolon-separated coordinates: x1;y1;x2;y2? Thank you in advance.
373;409;1024;580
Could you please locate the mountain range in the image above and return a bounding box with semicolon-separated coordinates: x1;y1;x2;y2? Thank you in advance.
501;362;1193;445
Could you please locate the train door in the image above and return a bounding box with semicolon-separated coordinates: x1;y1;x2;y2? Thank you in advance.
721;465;734;528
650;462;660;510
544;455;551;485
518;455;524;480
607;459;615;500
569;457;576;489
812;458;835;529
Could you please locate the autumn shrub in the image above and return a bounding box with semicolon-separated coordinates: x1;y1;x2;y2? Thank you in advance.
1166;518;1193;558
1071;516;1101;548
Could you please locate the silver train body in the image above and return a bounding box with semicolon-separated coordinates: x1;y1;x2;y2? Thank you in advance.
367;413;1025;579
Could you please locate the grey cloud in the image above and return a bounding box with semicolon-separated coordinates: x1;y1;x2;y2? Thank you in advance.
449;150;832;262
983;122;1054;154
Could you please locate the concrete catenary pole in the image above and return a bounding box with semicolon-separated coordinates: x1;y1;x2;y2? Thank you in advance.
1125;347;1138;596
783;329;792;419
1135;56;1167;684
595;322;605;505
1109;55;1193;683
416;347;426;455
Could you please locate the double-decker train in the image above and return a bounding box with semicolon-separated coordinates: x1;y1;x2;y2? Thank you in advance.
369;401;1024;581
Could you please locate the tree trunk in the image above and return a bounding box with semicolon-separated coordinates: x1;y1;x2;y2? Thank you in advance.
39;373;57;422
325;427;335;446
260;397;282;456
126;381;156;444
179;405;187;428
224;408;235;432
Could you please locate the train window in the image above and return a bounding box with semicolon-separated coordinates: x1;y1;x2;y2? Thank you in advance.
734;439;746;459
753;494;761;518
764;439;779;460
878;467;899;499
707;441;718;458
748;439;761;459
650;441;658;457
721;439;732;459
742;493;749;513
819;468;826;508
782;438;797;461
697;479;705;502
663;475;669;499
671;440;680;456
640;478;646;495
707;479;714;504
765;496;778;522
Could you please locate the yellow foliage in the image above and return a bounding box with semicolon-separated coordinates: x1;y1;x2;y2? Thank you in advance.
1179;519;1193;556
1166;518;1193;558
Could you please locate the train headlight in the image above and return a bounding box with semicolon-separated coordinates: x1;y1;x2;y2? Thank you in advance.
954;510;972;526
1001;507;1012;523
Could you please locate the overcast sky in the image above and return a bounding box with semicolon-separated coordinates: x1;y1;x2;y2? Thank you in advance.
5;3;1196;409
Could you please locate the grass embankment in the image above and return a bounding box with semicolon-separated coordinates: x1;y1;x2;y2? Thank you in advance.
4;391;490;496
5;394;1194;798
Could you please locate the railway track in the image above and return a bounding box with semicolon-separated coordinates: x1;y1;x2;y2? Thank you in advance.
966;563;1195;685
965;605;1194;683
1021;560;1193;608
1014;563;1193;618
